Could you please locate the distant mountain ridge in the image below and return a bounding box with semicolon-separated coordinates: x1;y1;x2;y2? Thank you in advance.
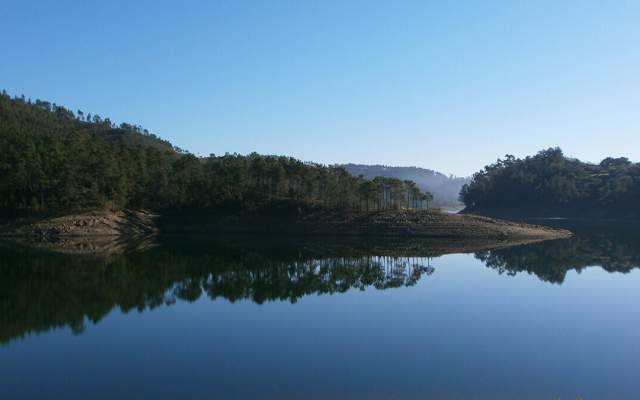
342;164;469;207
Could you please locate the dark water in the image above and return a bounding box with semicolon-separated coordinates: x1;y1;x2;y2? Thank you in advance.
1;226;639;399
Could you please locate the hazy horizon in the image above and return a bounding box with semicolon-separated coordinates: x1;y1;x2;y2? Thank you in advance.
3;1;639;176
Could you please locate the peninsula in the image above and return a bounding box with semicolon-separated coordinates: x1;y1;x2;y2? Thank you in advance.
0;92;572;244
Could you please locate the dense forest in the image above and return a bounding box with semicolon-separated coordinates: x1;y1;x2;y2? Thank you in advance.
0;92;432;215
344;164;468;208
460;147;640;216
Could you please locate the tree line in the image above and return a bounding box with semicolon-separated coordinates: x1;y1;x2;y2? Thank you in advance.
343;164;468;207
460;147;640;213
0;92;432;214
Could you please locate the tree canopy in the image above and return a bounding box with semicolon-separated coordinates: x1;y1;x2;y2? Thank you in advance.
0;92;432;214
460;147;640;214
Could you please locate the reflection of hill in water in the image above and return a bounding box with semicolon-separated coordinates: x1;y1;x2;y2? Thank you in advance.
4;230;638;345
475;227;640;283
1;237;445;344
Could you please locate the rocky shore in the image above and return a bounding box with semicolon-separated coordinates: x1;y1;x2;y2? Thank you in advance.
0;206;572;241
0;209;158;238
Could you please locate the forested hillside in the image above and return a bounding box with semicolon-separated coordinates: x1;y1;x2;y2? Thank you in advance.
461;148;640;217
0;92;432;215
343;164;468;208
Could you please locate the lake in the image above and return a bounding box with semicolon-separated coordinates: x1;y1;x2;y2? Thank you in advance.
1;224;639;399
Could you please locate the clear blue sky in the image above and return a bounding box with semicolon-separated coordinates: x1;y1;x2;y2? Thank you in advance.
2;1;639;176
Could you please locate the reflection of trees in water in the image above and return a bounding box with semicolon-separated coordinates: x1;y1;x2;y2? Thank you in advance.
475;233;640;284
9;229;637;345
0;245;433;344
201;255;433;304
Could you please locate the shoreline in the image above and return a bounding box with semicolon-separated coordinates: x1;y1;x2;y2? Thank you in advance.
461;207;640;223
0;207;572;242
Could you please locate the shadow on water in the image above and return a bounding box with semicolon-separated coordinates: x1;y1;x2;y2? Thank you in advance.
1;226;639;345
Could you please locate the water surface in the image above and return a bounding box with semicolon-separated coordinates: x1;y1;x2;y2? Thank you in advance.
1;228;639;399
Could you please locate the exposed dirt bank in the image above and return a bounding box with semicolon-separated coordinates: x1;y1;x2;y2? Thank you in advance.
158;234;570;258
163;208;571;240
0;207;572;241
461;206;640;222
0;233;562;257
0;209;158;238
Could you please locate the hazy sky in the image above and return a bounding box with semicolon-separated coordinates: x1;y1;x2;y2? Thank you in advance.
2;1;639;176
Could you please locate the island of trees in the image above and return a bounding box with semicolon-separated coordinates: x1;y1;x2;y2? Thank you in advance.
461;147;640;218
0;91;433;215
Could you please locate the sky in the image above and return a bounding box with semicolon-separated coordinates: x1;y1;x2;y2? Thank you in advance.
2;1;639;176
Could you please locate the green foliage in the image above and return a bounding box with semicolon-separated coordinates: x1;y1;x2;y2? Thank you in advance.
460;147;640;212
0;92;432;214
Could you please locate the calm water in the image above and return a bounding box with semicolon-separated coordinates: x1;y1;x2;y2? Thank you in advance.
1;226;639;399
